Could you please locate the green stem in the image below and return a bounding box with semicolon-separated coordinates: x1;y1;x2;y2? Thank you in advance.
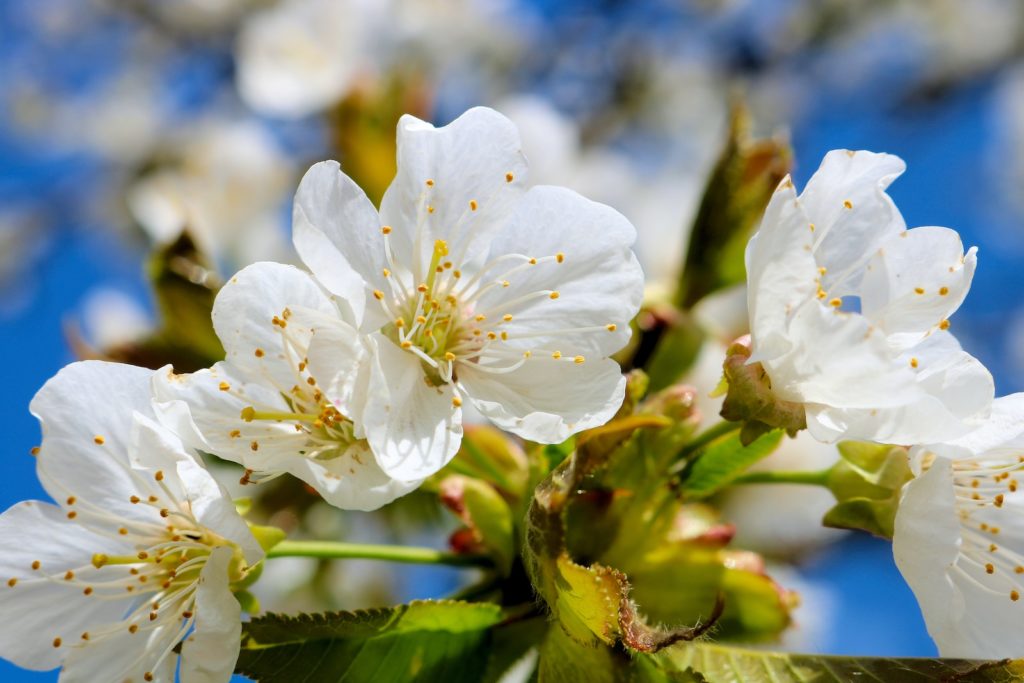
675;421;742;462
731;468;831;487
266;540;493;567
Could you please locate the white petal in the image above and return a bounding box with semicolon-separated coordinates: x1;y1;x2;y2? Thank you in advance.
304;316;372;426
379;107;528;280
744;179;819;364
292;161;387;324
860;226;977;334
473;185;643;358
362;334;462;482
276;442;422;512
130;416;263;566
180;547;241;683
59;623;179;683
30;361;158;521
800;150;906;294
213;261;341;390
459;357;625;443
892;458;965;655
928;393;1024;460
0;502;131;671
764;300;918;408
234;0;359;118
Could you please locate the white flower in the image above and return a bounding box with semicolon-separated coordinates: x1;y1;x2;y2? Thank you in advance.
127;119;294;269
234;0;381;119
745;149;993;444
893;393;1024;658
293;107;644;481
154;261;419;510
0;361;262;682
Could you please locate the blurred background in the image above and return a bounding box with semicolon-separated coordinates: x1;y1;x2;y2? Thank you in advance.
4;0;1024;678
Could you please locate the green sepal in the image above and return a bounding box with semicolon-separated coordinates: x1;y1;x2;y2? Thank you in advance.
250;524;287;553
821;442;913;539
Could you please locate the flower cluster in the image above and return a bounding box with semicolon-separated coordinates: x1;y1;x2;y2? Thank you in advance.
0;106;644;680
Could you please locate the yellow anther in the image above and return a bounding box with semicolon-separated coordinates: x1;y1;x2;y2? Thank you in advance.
843;200;853;209
427;205;435;214
129;496;140;504
473;329;482;336
469;200;478;211
939;319;950;330
416;315;427;324
914;287;925;294
829;298;841;308
395;318;405;328
986;563;995;574
574;356;585;364
31;561;40;570
818;266;827;276
475;314;486;321
502;280;510;287
434;240;449;257
250;441;259;452
254;348;265;358
426;179;434;187
1012;591;1020;602
503;314;513;322
373;290;384;300
606;324;617;332
809;223;816;232
444;261;452;269
500;331;508;340
445;352;456;361
30;446;39;456
549;291;560;300
529;257;537;265
240;406;256;422
382;268;391;277
6;578;15;588
505;172;514;183
218;382;230;392
523;351;532;358
52;638;61;648
229;429;241;438
910;357;919;368
453;270;462;279
487;332;497;340
67;511;77;520
556;252;565;263
939;286;949;296
401;340;413;349
452;396;463;408
417;284;428;292
817;288;827;300
93;435;105;445
381;225;392;235
552;351;562;360
996;494;1005;507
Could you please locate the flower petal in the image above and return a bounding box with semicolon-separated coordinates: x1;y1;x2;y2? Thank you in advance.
362;334;462;482
180;547;241;683
292;161;388;324
0;502;131;671
213;261;341;390
379;107;528;280
473;185;643;358
892;458;965;656
799;150;906;294
927;393;1024;460
459;356;625;443
30;361;157;521
860;226;977;335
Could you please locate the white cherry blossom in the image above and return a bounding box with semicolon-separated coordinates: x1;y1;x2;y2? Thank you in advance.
0;361;262;682
745;149;993;444
894;393;1024;658
292;106;644;481
154;261;420;511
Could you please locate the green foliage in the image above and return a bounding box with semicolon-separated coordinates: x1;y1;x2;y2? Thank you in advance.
236;600;505;682
659;641;1024;682
674;103;791;310
680;429;783;500
822;442;914;539
439;474;517;574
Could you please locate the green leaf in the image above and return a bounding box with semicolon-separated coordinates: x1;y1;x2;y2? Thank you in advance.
236;600;504;682
644;312;705;392
675;102;791;309
658;641;1024;682
681;430;783;500
823;442;913;539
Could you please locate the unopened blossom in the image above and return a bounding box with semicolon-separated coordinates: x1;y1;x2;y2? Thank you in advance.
894;393;1024;658
292;107;644;481
0;361;262;682
155;261;420;510
745;149;993;444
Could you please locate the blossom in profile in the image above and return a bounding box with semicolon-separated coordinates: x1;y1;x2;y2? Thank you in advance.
292;106;644;481
894;393;1024;658
744;149;992;444
0;361;262;682
155;261;420;511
